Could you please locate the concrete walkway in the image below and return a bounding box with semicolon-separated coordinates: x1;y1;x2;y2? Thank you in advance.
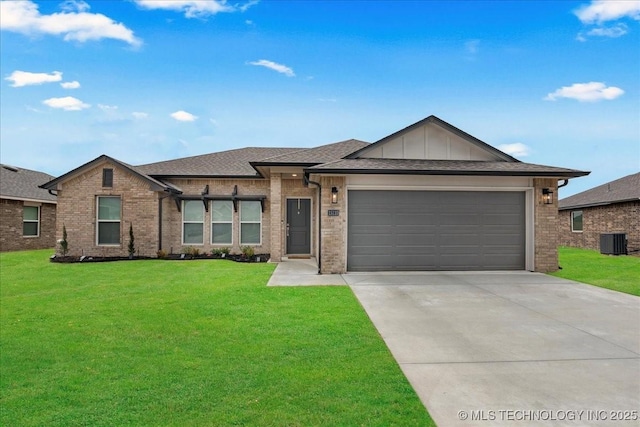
266;257;347;286
267;264;640;426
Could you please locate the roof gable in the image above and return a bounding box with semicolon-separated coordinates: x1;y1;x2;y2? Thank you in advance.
347;115;518;162
40;155;175;193
559;172;640;210
0;164;57;203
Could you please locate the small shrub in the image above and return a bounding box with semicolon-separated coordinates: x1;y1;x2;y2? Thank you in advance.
128;224;135;257
182;246;200;257
241;246;255;258
58;225;69;256
212;247;231;257
156;249;167;259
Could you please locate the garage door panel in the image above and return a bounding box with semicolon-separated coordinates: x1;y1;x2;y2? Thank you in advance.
348;190;525;271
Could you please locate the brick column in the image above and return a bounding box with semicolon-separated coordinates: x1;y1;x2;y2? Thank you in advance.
270;173;282;262
320;176;346;273
534;178;559;272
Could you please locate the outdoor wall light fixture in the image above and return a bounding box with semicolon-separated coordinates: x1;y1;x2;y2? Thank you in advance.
542;188;554;205
331;186;338;204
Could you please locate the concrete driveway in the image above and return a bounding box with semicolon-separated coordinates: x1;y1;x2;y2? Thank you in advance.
346;272;640;426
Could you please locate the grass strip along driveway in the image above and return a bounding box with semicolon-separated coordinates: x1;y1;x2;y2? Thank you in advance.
0;250;433;426
552;246;640;296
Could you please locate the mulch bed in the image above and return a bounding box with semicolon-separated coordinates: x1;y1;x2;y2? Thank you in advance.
50;254;270;263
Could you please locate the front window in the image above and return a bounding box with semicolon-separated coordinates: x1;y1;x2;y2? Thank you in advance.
97;197;121;244
240;200;261;245
571;210;583;232
183;200;204;244
23;206;39;237
211;200;233;245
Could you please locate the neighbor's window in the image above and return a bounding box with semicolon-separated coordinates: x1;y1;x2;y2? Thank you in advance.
97;196;121;244
571;210;583;232
240;200;261;245
183;200;204;244
23;206;40;237
211;200;233;245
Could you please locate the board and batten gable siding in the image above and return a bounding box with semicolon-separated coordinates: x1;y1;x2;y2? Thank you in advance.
54;160;159;257
358;122;498;161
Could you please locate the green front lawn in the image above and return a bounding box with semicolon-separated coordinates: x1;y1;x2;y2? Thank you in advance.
0;250;433;426
552;247;640;296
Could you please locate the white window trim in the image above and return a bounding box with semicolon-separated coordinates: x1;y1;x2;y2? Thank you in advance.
96;196;121;246
23;205;40;238
182;200;205;245
571;210;583;233
240;200;262;246
211;200;233;245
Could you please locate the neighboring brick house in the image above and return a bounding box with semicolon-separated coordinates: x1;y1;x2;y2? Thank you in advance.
558;172;640;255
41;115;588;273
1;164;57;252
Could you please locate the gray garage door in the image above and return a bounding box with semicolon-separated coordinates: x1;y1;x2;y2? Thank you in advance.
347;190;525;271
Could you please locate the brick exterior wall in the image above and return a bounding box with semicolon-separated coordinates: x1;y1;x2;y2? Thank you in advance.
161;178;271;255
51;159;566;271
56;160;159;257
318;176;346;274
0;199;56;252
558;201;640;255
533;178;559;272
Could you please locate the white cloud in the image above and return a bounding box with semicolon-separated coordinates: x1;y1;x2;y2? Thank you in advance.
5;70;62;87
249;59;295;77
585;22;628;38
0;0;141;46
544;82;624;102
61;80;81;89
135;0;259;18
42;96;90;111
574;1;639;40
575;0;640;24
171;110;198;121
132;112;149;120
98;104;118;112
497;143;531;157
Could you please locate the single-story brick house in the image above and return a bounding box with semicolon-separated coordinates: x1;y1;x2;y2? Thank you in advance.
1;164;57;252
41;116;588;273
558;172;639;255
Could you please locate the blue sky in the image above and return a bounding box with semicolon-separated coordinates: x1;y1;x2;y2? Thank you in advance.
1;0;638;197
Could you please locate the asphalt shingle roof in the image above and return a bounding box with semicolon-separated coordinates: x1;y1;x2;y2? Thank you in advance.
559;172;640;210
255;139;369;164
136;147;302;177
0;164;57;202
306;158;589;177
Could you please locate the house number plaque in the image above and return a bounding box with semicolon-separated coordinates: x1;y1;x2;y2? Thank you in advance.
327;209;340;217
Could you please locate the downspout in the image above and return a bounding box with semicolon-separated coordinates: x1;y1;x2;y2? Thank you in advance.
304;174;322;274
48;189;58;197
558;179;569;189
